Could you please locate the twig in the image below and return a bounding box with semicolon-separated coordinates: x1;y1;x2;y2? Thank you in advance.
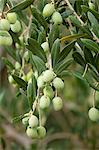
64;0;84;25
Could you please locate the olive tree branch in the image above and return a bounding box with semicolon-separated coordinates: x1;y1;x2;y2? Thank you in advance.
64;0;84;25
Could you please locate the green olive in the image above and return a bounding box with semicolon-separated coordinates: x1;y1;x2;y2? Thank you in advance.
40;95;50;109
89;2;95;10
26;127;38;139
52;97;63;111
11;20;21;33
26;70;33;82
41;41;49;53
15;62;21;70
0;19;10;31
52;11;63;24
53;77;64;90
42;70;56;82
7;12;17;24
8;75;15;84
22;116;29;125
37;126;46;138
37;75;45;89
88;107;99;122
43;86;54;99
43;3;55;18
29;115;38;128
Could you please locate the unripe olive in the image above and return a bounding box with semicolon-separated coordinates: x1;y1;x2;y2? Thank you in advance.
52;97;63;111
22;116;29;125
42;70;56;82
8;75;15;84
0;19;10;31
19;36;24;45
41;42;49;53
43;3;55;18
88;107;99;122
53;77;64;90
37;126;46;138
7;12;17;24
43;86;54;99
0;32;12;46
29;115;38;127
26;127;38;138
15;62;21;70
22;75;27;82
96;92;99;102
37;75;45;88
89;2;95;10
40;95;50;109
52;11;63;25
27;70;33;81
11;20;21;33
24;51;29;62
15;43;21;49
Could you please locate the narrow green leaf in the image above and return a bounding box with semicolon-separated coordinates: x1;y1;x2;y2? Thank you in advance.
84;48;94;65
69;15;81;26
81;5;99;20
51;39;60;67
2;58;15;69
0;0;6;12
12;115;23;123
31;6;48;32
8;0;34;12
27;74;37;109
27;38;47;62
88;63;99;82
72;52;86;67
12;75;27;90
60;34;87;42
30;54;46;75
72;71;86;81
58;41;75;63
54;58;73;75
94;53;99;72
5;47;16;60
88;12;98;26
48;24;60;49
38;30;46;45
81;38;99;53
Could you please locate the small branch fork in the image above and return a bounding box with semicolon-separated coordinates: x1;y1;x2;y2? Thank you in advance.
64;0;99;42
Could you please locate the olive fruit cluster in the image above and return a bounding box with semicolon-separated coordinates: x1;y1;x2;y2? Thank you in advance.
0;12;21;46
22;114;46;139
43;2;63;25
88;107;99;122
37;69;64;111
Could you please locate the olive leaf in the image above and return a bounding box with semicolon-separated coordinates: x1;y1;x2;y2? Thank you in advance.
81;39;99;53
2;58;15;69
72;52;86;67
12;75;27;91
8;0;34;12
83;48;94;65
48;24;60;49
30;54;46;75
81;5;99;20
54;58;73;75
31;6;48;32
88;63;99;82
26;38;47;62
0;0;7;13
27;75;37;109
58;41;75;63
51;38;60;68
